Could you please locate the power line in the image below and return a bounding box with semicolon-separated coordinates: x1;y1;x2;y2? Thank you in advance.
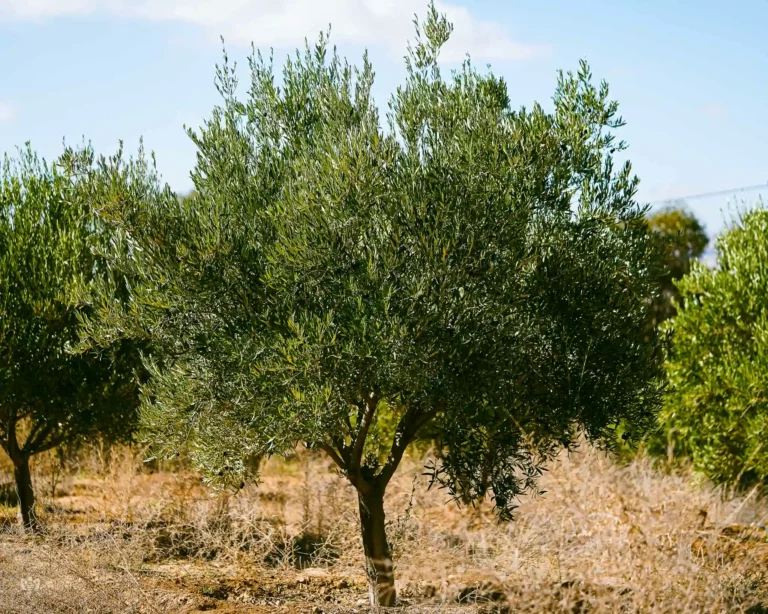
648;182;768;206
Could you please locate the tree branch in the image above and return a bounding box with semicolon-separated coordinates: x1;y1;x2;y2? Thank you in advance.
377;405;439;487
4;409;20;461
0;410;9;455
332;435;351;466
28;433;68;456
26;425;66;455
23;419;51;452
23;421;57;455
350;392;378;471
318;443;347;472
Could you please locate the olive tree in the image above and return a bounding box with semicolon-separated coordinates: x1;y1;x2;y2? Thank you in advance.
0;145;140;532
76;6;665;605
646;204;708;328
660;206;768;484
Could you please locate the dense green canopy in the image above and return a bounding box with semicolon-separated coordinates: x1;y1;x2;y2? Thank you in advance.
660;206;768;485
75;6;665;604
0;146;141;530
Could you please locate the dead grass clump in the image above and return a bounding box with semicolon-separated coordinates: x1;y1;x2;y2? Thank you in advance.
264;529;340;569
388;446;768;613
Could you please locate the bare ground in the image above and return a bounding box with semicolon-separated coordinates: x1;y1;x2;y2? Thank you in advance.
1;445;768;613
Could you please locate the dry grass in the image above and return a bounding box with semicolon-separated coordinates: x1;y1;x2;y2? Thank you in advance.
1;443;768;613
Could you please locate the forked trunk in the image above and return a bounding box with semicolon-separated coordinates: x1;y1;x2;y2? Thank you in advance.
13;454;39;533
358;487;395;607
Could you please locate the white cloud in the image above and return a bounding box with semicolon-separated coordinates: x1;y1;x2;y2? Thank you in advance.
0;101;15;124
0;0;547;62
436;4;548;62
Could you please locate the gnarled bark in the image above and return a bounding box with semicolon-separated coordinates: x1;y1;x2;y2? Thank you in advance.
321;402;437;607
13;454;39;533
358;486;395;607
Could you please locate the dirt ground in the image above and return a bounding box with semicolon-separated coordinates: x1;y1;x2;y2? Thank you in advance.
2;445;768;613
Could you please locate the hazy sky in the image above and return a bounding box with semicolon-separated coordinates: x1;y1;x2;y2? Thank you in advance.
1;1;766;241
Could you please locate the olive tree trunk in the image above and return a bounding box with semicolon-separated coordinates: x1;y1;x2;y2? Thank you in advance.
358;487;395;607
13;454;39;533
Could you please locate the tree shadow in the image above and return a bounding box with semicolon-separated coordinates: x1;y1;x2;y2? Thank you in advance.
0;482;17;507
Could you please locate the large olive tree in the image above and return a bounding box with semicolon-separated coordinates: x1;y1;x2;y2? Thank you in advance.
0;146;141;532
76;6;665;605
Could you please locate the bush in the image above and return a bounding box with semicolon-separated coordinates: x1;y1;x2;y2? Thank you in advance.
659;205;768;485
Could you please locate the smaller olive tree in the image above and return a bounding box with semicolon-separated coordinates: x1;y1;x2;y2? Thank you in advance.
0;145;141;532
76;6;665;606
660;205;768;485
646;204;708;328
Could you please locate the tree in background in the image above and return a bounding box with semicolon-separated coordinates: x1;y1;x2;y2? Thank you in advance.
76;5;665;606
0;146;141;532
660;206;768;485
646;203;708;328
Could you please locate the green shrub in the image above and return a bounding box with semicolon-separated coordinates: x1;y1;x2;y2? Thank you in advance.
659;205;768;485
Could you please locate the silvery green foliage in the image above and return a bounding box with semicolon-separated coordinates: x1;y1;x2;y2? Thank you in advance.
0;145;140;457
660;205;768;485
77;6;664;519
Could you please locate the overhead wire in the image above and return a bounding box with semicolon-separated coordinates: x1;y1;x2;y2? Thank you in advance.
648;182;768;206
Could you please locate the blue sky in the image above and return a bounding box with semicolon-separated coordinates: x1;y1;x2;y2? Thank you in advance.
1;0;766;243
